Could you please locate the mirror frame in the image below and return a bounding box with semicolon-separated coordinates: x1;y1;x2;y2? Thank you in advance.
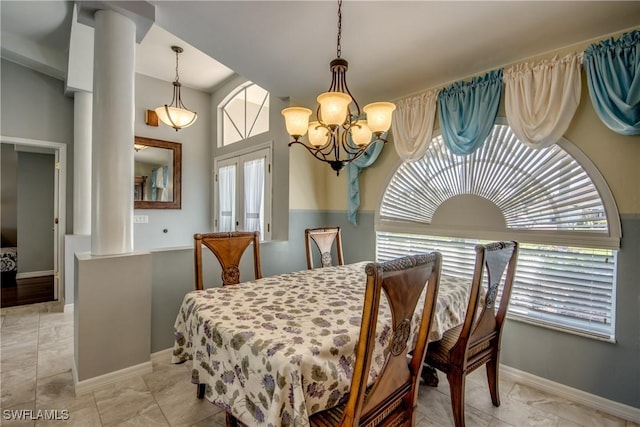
134;136;182;209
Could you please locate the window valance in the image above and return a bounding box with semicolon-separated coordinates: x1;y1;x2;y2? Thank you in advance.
504;53;582;149
437;70;503;155
584;29;640;135
391;89;439;161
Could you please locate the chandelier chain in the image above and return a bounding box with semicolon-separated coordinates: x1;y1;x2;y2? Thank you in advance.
174;50;180;83
336;0;342;58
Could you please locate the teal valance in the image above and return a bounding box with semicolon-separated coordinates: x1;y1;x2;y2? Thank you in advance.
584;30;640;135
437;70;503;155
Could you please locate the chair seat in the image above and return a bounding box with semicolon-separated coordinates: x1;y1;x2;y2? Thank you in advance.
309;403;345;426
426;324;492;373
309;390;410;427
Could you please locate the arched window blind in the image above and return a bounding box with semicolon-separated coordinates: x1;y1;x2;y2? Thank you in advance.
376;123;620;339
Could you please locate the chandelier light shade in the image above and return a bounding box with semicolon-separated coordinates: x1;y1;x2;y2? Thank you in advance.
282;107;312;138
282;0;395;175
155;46;198;131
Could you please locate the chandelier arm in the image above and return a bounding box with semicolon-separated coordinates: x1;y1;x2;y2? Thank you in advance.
176;85;193;111
288;140;335;162
339;132;367;156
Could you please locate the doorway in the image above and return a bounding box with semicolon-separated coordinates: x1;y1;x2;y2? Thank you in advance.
1;136;66;307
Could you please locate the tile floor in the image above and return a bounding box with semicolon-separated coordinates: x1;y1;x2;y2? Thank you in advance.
0;302;636;427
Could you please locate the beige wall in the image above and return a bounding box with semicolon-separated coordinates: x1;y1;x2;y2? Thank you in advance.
291;31;640;215
288;135;329;210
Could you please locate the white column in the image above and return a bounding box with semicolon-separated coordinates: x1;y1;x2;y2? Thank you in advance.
91;9;135;255
73;91;92;235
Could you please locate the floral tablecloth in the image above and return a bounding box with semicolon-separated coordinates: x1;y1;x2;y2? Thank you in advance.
172;262;470;427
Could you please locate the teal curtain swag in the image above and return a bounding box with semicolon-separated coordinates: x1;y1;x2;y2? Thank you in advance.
437;70;503;155
584;30;640;135
346;138;385;225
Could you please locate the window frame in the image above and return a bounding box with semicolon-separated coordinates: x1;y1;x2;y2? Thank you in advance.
375;120;621;340
213;141;272;241
376;121;621;250
218;82;270;147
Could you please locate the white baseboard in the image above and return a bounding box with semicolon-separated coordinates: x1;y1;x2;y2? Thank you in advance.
74;361;153;396
16;270;54;279
63;304;74;313
500;364;640;423
151;347;174;359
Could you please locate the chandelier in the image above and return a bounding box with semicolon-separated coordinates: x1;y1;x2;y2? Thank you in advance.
281;0;395;175
155;46;198;131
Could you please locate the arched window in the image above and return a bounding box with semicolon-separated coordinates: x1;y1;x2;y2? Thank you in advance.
219;82;269;146
215;81;272;240
377;122;621;340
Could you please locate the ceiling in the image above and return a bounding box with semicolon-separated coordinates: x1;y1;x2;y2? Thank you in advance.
1;1;640;108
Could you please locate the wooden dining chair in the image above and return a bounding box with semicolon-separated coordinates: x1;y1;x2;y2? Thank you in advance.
425;241;519;427
305;227;344;269
193;231;262;290
309;252;442;426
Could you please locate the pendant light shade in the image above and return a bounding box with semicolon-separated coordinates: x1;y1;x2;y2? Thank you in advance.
156;46;197;131
155;104;197;130
282;107;312;137
363;102;396;133
308;121;330;147
317;92;352;126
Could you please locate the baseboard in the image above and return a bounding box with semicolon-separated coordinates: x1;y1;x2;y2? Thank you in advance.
16;270;55;279
150;347;174;359
63;304;74;313
74;361;153;396
500;364;640;423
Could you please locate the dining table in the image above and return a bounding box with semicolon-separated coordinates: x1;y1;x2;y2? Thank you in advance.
172;261;471;427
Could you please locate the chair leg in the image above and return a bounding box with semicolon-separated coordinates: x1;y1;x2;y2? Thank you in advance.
486;358;500;407
196;383;205;399
225;412;240;427
421;364;439;387
447;371;466;427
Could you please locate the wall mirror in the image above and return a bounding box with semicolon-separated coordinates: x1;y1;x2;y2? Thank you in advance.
134;136;182;209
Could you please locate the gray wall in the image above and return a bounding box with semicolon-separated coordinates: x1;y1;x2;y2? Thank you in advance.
1;144;18;246
151;210;639;409
133;74;212;250
16;151;55;272
150;209;373;352
501;214;640;408
1;59;74;234
75;252;151;381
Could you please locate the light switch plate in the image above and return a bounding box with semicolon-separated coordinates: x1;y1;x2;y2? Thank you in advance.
134;215;149;223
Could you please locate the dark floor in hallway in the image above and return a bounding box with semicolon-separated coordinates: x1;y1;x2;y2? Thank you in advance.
1;275;54;307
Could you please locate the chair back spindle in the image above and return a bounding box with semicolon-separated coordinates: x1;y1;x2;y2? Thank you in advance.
193;231;262;290
305;227;344;269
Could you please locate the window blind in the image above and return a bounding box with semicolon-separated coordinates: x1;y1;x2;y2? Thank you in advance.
380;126;609;233
377;233;615;339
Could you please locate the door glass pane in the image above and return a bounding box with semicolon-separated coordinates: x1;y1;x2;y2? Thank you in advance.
218;164;236;231
243;157;265;236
